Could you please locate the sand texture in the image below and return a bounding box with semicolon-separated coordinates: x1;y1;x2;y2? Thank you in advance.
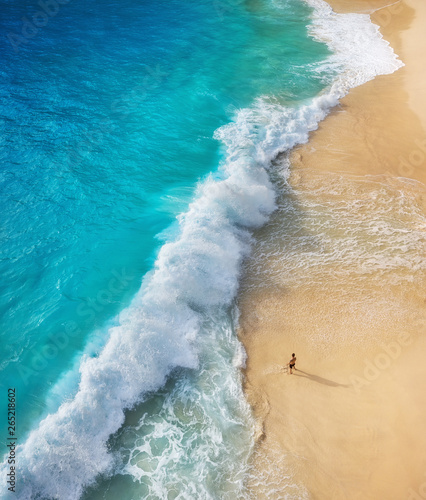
239;1;426;498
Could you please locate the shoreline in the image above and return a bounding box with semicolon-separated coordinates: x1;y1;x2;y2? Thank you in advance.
239;1;426;498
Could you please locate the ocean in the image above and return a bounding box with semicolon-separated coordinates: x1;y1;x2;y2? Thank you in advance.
0;0;402;498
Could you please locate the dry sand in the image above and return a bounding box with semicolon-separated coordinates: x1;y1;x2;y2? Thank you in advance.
239;1;426;499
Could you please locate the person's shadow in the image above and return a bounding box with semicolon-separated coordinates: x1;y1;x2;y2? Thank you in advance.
293;369;349;388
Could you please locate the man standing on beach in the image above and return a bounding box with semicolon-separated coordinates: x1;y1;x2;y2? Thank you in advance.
288;353;296;374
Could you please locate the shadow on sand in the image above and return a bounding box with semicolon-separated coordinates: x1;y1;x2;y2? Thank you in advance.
292;369;349;388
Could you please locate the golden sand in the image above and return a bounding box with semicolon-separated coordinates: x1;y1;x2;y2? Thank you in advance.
240;1;426;498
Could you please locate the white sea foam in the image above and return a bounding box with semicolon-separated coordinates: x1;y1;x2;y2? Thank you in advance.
306;0;403;88
1;1;404;498
118;313;255;499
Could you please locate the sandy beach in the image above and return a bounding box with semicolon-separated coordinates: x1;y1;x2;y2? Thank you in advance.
239;1;426;498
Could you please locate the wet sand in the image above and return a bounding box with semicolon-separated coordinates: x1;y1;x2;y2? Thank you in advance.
240;1;426;499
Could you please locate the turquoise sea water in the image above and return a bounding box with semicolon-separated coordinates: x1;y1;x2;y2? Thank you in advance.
0;0;389;497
